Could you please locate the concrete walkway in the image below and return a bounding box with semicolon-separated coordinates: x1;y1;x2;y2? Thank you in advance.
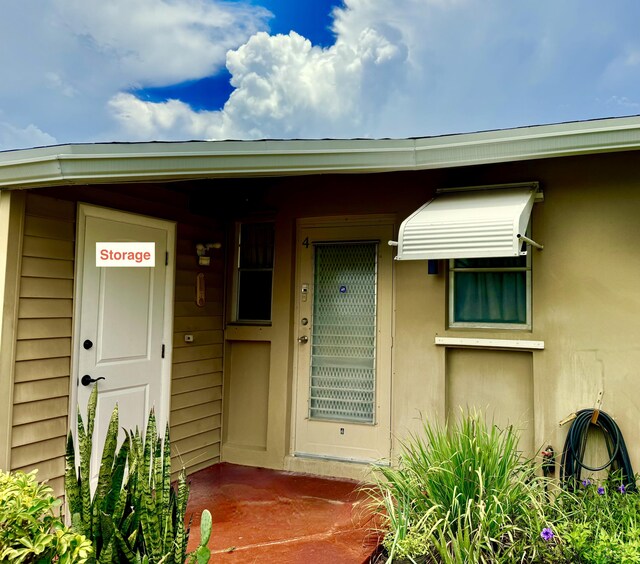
185;463;381;563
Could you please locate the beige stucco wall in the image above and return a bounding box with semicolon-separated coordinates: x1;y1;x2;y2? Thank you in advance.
224;150;640;478
391;152;640;470
220;211;296;470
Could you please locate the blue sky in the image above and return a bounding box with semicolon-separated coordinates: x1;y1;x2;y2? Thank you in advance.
135;1;340;111
1;0;640;150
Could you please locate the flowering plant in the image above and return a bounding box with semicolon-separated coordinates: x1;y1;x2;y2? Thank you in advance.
543;473;640;563
540;527;555;542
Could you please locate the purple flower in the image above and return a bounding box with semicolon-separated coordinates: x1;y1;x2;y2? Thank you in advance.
540;527;554;542
597;486;605;495
618;484;627;494
581;479;592;487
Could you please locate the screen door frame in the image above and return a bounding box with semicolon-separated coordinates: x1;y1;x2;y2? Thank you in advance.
292;215;394;464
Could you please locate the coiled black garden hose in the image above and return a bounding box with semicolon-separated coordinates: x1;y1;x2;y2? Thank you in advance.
560;408;636;491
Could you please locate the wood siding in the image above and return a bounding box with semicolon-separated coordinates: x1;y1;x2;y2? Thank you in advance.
170;224;224;476
11;194;75;497
9;188;225;493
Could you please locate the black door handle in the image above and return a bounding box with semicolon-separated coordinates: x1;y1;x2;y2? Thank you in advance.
83;339;93;350
81;374;105;387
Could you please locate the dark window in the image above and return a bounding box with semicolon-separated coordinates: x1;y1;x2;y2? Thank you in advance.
236;222;274;322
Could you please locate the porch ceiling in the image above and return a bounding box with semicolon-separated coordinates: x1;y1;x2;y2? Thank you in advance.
1;115;640;189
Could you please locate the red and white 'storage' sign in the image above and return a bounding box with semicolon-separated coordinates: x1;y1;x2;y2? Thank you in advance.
96;242;155;267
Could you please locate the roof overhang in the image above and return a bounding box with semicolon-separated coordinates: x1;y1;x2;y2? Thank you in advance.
1;115;640;189
392;183;540;260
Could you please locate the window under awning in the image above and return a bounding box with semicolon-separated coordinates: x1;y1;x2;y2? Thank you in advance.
391;183;543;260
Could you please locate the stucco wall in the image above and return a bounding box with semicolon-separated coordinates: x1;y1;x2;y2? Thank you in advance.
391;152;640;469
253;150;640;476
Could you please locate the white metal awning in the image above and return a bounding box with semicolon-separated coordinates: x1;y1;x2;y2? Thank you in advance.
391;183;542;260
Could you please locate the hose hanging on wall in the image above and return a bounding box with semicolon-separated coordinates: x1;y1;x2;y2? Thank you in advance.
560;408;636;491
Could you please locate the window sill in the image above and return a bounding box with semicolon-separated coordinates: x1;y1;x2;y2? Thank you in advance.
434;336;544;350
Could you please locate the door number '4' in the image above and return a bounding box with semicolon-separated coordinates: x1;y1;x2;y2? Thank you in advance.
302;237;309;248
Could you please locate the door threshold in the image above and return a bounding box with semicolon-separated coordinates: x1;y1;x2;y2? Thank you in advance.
293;451;389;466
285;454;380;482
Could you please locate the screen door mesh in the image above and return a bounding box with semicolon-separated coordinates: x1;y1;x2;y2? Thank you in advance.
309;242;377;423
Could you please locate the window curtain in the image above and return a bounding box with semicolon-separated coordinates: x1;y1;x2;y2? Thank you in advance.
240;223;274;268
453;257;527;324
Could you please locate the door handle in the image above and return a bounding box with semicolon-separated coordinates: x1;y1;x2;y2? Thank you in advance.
298;335;309;344
81;374;105;387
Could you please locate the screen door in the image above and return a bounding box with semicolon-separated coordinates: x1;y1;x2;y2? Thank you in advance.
294;221;392;463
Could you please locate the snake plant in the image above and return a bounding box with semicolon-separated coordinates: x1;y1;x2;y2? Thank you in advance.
66;386;211;563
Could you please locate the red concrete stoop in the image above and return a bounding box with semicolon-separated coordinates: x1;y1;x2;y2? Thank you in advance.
185;463;382;563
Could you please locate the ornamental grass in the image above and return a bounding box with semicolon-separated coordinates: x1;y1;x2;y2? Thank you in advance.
368;411;552;563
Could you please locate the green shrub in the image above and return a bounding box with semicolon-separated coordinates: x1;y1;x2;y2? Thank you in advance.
0;469;92;563
369;411;551;563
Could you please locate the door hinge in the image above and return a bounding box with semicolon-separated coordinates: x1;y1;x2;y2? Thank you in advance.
161;344;165;358
165;252;168;266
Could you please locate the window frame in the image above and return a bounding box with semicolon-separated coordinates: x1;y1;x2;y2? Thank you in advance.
448;250;532;331
232;220;275;325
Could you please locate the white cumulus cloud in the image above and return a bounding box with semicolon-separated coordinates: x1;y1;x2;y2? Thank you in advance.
54;0;270;87
3;0;640;149
0;0;270;149
0;122;57;152
108;0;640;141
110;17;411;140
109;93;222;139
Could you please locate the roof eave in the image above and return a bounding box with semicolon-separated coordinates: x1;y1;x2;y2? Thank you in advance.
2;116;640;189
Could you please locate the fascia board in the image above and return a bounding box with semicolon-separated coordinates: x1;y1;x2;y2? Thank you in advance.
0;139;417;189
1;116;640;189
413;116;640;168
0;155;64;189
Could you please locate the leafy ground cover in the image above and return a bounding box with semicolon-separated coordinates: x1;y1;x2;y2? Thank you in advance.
543;475;640;563
0;469;92;563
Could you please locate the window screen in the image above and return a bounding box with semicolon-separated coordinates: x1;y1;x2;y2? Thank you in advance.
309;242;377;423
